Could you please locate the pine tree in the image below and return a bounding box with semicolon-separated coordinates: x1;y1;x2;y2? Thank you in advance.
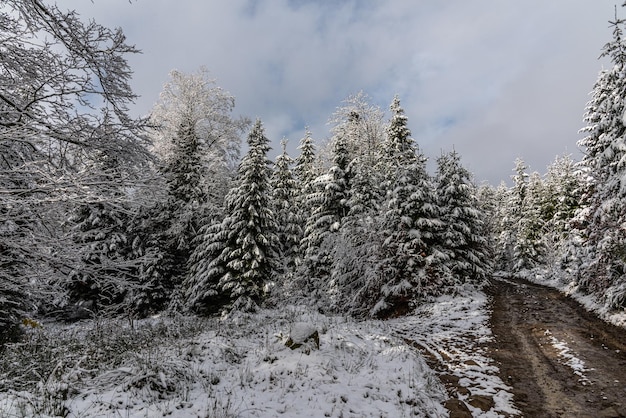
476;185;498;254
67;203;131;312
301;131;350;289
492;182;515;271
185;120;279;313
331;96;416;316
374;150;445;317
382;95;416;169
294;129;319;219
514;172;546;271
574;14;626;307
63;142;152;317
143;69;247;311
496;159;529;271
540;155;584;269
184;221;230;314
272;140;303;271
435;151;491;285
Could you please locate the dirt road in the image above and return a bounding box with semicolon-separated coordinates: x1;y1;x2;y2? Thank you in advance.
488;277;626;417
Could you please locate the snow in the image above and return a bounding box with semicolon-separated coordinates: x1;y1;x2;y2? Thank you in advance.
287;322;318;344
543;329;592;385
389;286;519;417
0;288;524;417
0;308;448;417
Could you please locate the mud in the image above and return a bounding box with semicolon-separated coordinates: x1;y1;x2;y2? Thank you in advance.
488;277;626;418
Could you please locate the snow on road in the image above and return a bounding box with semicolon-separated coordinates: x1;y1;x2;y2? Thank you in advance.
389;285;519;417
543;329;593;385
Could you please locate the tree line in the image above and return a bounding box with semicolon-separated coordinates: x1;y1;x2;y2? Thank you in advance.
2;0;626;346
491;11;626;312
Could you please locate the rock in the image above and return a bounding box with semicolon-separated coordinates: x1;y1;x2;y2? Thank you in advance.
468;394;495;412
444;399;472;418
457;386;471;396
285;322;319;352
599;406;621;418
439;374;460;386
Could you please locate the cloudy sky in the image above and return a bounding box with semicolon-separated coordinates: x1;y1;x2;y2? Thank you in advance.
62;0;619;185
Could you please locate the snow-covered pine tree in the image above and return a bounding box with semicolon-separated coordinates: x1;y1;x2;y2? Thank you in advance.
496;159;529;271
183;221;230;314
67;202;132;313
330;96;414;316
544;155;583;238
476;184;499;259
435;151;491;285
185;120;279;313
272;140;303;272
142;69;247;311
294;129;319;221
574;14;626;307
513;171;546;271
63;130;152;317
539;155;584;269
492;182;514;271
374;148;445;318
300;131;351;293
380;95;415;195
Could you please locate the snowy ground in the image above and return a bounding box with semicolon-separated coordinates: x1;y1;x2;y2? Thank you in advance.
0;288;521;417
389;286;519;417
1;308;447;417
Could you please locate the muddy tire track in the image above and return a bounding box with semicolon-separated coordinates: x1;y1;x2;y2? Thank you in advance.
488;277;626;418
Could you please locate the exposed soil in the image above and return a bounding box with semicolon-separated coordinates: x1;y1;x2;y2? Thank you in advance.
487;276;626;418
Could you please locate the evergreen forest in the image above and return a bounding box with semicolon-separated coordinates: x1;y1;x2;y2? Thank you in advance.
2;0;626;348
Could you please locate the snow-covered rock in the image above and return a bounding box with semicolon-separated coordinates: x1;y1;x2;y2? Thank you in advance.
285;322;319;351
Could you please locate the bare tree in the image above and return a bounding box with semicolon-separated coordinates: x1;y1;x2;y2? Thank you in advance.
1;0;150;335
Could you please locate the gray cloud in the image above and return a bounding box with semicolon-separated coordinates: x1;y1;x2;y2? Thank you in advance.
61;0;618;184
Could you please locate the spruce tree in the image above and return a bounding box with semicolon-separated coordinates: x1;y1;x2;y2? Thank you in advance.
143;69;246;311
294;129;319;218
382;95;415;168
539;155;584;270
575;15;626;307
492;182;515;271
185;120;278;313
544;155;582;239
301;131;350;289
374;149;445;317
332;96;416;316
514;172;546;271
496;159;529;271
272;140;303;271
435;151;491;285
64;147;149;317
